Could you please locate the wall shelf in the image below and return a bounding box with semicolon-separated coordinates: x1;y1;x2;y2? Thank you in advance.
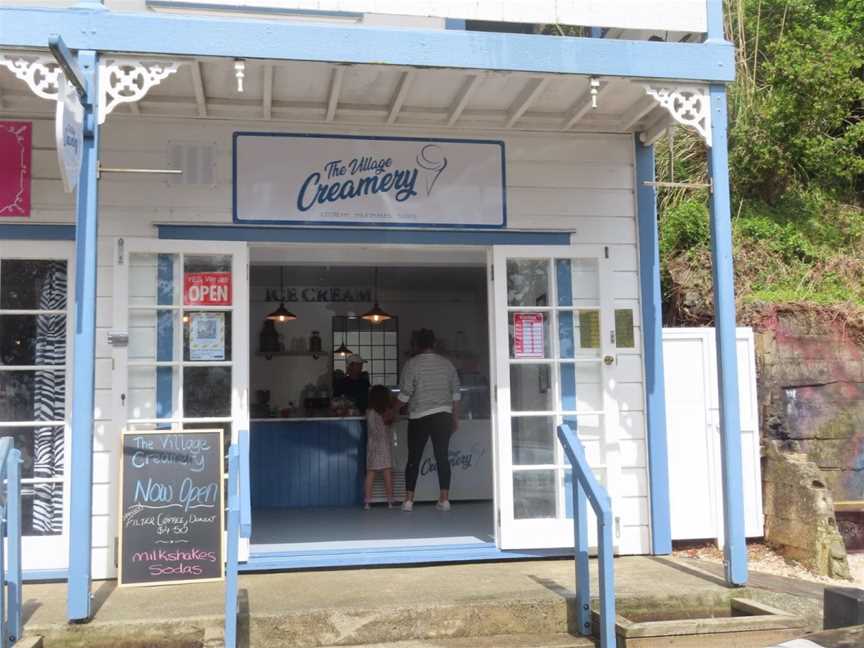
257;350;329;359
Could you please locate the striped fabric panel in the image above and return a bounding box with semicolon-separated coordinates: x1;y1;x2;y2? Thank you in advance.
398;353;461;419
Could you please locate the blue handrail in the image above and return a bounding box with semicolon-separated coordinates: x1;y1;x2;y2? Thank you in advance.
225;430;250;648
557;424;616;648
0;437;23;648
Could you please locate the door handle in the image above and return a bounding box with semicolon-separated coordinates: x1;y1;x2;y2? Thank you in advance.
603;355;615;366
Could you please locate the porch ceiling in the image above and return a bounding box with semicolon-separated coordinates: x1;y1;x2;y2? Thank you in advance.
0;56;673;134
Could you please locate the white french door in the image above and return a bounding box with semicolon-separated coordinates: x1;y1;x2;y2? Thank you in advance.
112;238;250;558
492;245;620;550
0;242;74;572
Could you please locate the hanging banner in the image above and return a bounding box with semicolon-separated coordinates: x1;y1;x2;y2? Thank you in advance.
233;133;506;228
55;76;84;193
184;272;232;306
189;312;226;361
0;121;32;217
513;313;545;359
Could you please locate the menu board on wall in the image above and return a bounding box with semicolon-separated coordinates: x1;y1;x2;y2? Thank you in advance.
118;429;224;587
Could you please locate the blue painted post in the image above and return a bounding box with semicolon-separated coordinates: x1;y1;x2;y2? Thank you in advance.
634;138;672;555
573;480;590;636
597;507;616;648
707;83;747;586
0;498;5;648
239;429;251;539
225;447;240;648
7;449;22;643
68;49;101;622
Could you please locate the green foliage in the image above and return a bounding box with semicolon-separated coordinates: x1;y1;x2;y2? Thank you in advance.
659;199;711;255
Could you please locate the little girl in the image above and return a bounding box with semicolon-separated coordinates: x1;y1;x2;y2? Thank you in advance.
364;384;396;509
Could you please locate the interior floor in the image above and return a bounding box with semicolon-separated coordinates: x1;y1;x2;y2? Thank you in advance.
251;500;495;552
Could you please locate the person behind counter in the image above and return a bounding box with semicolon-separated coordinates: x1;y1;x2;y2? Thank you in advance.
364;384;397;510
398;328;461;513
334;354;370;413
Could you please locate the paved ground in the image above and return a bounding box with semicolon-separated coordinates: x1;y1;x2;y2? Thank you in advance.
19;556;824;647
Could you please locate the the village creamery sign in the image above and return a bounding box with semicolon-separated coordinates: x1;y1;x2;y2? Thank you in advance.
233;133;506;227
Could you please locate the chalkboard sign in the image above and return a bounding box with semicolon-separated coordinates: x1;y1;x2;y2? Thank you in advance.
118;429;224;587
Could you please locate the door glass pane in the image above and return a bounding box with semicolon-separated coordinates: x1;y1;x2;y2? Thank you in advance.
129;253;180;308
509;364;553;412
506;259;549;307
513;470;556;519
184;255;232;307
0;315;66;366
508;312;550;359
512;416;556;465
556;258;599;306
184;311;232;361
0;260;68;310
560;363;603;413
184;366;231;417
0;370;65;421
129;310;181;362
128;366;180;420
558;310;601;359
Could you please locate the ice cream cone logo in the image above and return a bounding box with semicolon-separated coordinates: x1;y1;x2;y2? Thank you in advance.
416;144;448;196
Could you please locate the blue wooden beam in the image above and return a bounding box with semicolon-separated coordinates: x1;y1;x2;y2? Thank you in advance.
0;6;735;82
634;138;672;555
67;49;101;622
0;224;75;240
707;83;747;586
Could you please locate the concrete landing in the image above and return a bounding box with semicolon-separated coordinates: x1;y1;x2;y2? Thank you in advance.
18;557;821;647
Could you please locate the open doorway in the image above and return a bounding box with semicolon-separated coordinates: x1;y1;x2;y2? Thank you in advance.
247;251;494;553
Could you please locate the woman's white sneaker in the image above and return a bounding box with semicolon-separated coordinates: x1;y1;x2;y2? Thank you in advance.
401;500;414;512
435;501;451;512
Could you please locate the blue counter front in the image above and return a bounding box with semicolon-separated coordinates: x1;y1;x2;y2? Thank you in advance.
250;418;366;508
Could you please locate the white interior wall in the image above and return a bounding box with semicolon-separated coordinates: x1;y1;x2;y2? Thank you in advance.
11;115;648;576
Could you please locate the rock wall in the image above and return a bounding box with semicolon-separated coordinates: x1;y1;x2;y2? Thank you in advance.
762;441;850;578
756;310;864;501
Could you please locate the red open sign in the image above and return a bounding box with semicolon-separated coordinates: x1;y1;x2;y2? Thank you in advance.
184;272;231;306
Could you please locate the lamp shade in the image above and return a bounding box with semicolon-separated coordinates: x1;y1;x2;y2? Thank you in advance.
360;302;392;324
265;302;297;323
334;342;353;357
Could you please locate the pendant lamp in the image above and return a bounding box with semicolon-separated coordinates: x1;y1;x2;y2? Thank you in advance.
361;267;392;324
334;342;353;358
265;266;297;323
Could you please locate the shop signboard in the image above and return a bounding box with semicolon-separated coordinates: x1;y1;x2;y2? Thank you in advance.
118;429;224;586
55;76;84;193
233;133;506;228
0;121;31;217
513;313;545;359
184;271;232;306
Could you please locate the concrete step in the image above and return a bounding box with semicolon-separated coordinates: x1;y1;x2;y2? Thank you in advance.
326;634;596;648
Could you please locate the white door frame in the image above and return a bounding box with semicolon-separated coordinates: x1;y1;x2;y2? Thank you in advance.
112;237;250;559
0;240;75;573
491;244;620;550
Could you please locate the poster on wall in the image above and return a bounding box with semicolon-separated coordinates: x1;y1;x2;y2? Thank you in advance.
189;312;226;361
184;272;231;306
513;313;545;359
118;429;224;587
233;133;506;228
0;121;32;217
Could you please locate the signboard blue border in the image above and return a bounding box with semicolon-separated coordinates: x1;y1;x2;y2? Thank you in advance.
232;132;507;229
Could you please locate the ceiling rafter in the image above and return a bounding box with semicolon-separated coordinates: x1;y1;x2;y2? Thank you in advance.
505;77;549;129
387;70;415;124
326;66;345;122
262;64;273;120
619;95;657;130
190;60;207;118
447;73;481;126
640;106;674;145
561;81;612;130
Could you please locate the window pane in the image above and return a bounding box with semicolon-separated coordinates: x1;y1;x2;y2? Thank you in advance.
184;311;231;361
560;363;603;413
559;311;601;359
512;416;555;465
509;364;553;412
556;258;599;306
507;259;549;307
0;371;65;421
0;260;68;310
129;253;180;308
0;315;66;366
514;470;556;519
22;483;64;536
184;366;231;417
564;467;606;519
184;255;232;307
509;312;550;359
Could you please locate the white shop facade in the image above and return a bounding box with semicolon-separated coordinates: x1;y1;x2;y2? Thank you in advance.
0;0;748;617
